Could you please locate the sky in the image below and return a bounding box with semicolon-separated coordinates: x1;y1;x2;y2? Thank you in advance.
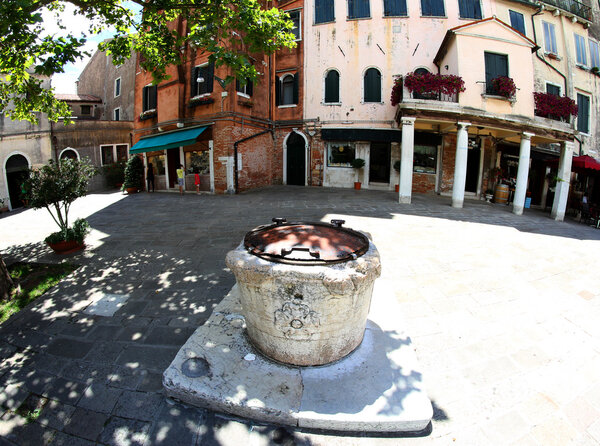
44;2;140;94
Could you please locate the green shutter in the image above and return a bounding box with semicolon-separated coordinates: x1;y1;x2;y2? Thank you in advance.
275;76;281;105
292;74;299;105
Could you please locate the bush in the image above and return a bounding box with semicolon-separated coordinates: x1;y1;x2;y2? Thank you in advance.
102;162;126;188
351;158;365;169
45;219;90;244
123;156;144;189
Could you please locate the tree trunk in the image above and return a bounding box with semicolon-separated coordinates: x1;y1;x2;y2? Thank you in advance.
0;253;14;301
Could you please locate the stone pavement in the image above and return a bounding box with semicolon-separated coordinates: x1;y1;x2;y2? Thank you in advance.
1;186;600;445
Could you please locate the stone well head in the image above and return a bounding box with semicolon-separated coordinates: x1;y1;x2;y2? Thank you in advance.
226;218;381;366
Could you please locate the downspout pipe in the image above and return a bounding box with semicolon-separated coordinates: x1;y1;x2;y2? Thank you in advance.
531;6;568;94
233;129;274;193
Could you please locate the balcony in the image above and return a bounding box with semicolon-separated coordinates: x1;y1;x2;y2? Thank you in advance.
540;0;592;22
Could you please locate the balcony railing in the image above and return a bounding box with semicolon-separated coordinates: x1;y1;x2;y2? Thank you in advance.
411;91;459;102
541;0;592;21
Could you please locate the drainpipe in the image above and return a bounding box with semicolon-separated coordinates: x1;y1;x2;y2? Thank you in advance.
531;7;568;94
233;129;274;193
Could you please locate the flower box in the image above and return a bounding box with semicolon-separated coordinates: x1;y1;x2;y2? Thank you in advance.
393;72;464;105
139;109;157;121
490;76;517;99
533;92;578;121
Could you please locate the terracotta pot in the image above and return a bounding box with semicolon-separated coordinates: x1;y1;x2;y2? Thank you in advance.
47;240;85;255
395;184;399;193
0;206;8;213
126;187;138;194
354;182;361;190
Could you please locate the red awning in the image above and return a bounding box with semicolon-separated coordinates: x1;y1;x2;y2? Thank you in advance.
548;155;600;172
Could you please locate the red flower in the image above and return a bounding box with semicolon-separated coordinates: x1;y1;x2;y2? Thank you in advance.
491;76;517;98
534;92;578;121
392;72;465;105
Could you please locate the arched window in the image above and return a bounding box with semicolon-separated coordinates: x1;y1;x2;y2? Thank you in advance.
276;74;298;106
59;148;79;161
324;70;340;104
363;68;381;103
414;67;430;75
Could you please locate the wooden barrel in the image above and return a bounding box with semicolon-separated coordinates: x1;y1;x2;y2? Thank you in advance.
494;184;509;204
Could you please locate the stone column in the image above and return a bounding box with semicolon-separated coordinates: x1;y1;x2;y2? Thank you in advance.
551;141;574;221
399;117;416;204
451;122;470;208
512;132;534;215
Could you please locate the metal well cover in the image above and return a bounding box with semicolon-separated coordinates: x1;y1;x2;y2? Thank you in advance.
243;218;369;265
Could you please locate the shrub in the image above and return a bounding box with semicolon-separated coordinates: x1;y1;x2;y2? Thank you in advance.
45;219;90;244
123;156;144;189
351;158;365;169
102;162;126;188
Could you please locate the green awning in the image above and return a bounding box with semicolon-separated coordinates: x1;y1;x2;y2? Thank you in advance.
130;126;208;154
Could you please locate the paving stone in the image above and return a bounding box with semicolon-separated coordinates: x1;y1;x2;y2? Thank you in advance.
0;419;55;446
63;407;109;442
114;300;149;317
61;360;113;384
116;326;149;343
85;325;123;341
26;353;70;375
116;346;178;372
143;326;195;346
137;372;164;393
98;416;152;446
78;383;122;414
0;384;30;410
112;390;164;421
107;366;145;390
46;339;93;359
83;342;125;364
48;431;96;446
36;399;76;431
42;377;87;405
147;401;205;445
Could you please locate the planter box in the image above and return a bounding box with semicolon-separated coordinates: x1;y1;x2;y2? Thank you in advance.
47;240;85;255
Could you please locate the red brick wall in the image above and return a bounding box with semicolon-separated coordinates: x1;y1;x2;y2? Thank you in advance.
413;173;436;193
440;134;457;193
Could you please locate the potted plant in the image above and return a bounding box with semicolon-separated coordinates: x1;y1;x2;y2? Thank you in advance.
23;158;96;254
533;92;578;121
485;189;494;202
351;158;365;190
490;76;517;99
399;72;465;102
393;160;401;192
123;155;144;193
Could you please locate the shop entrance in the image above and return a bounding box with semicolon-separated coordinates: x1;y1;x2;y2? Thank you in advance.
167;148;181;188
286;132;306;186
369;143;391;183
465;145;481;193
5;154;29;210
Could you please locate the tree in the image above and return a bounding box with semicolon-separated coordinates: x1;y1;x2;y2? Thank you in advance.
123;155;144;190
23;158;96;240
0;0;296;123
0;254;14;301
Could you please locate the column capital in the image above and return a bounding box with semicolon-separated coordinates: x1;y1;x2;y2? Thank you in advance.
562;140;575;150
522;132;534;140
401;117;416;126
456;122;471;130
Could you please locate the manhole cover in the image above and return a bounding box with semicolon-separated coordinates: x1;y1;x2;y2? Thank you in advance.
182;357;211;378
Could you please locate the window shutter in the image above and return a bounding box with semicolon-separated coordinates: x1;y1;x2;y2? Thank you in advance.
275;76;281;105
577;94;589;133
325;71;339;103
292;74;299;105
236;78;241;92
142;86;147;111
191;66;197;97
348;0;355;17
150;86;157;110
247;79;253;97
206;62;214;93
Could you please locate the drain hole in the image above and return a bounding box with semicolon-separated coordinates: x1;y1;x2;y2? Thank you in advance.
294;293;303;300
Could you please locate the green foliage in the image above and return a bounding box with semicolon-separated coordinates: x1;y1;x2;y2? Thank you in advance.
1;0;297;123
351;158;366;169
123;155;144;189
189;152;209;174
23;158;96;235
44;218;90;244
393;160;401;172
102;161;126;187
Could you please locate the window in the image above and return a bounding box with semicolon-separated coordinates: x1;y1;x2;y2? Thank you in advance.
114;78;121;98
324;70;340;103
484;52;508;95
589;39;600;69
192;62;214;97
509;10;525;35
543;21;558;55
327;143;356;167
363;68;381;102
100;144;129;165
413;145;437;173
577;93;590;134
546;83;561;96
142;85;157;112
236;78;253;97
384;0;407;16
315;0;334;23
458;0;481;19
80;105;92;115
113;108;120;121
348;0;370;19
276;74;298;106
288;10;301;40
59;149;79;161
185;151;210;174
147;154;166;175
575;34;587;66
421;0;445;16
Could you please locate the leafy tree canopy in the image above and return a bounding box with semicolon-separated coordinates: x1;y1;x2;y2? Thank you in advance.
0;0;296;123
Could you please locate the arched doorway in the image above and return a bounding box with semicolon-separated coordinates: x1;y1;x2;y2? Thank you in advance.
286;132;306;186
59;148;79;160
5;154;29;210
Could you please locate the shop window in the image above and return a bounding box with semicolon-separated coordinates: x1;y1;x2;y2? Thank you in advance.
384;0;407;16
324;70;340;103
348;0;370;19
147;154;166;175
192;62;214;97
509;10;525;35
484;52;508;95
458;0;481;19
328;142;356;167
421;0;445;17
236;78;253;97
413;145;437;173
185;151;210;174
543;21;558;55
363;68;381;103
288;10;301;40
142;85;157;112
315;0;335;23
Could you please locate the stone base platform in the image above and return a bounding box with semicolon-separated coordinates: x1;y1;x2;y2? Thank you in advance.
163;285;433;433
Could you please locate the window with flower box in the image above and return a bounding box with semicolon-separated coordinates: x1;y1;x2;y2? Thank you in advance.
484;52;508;96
